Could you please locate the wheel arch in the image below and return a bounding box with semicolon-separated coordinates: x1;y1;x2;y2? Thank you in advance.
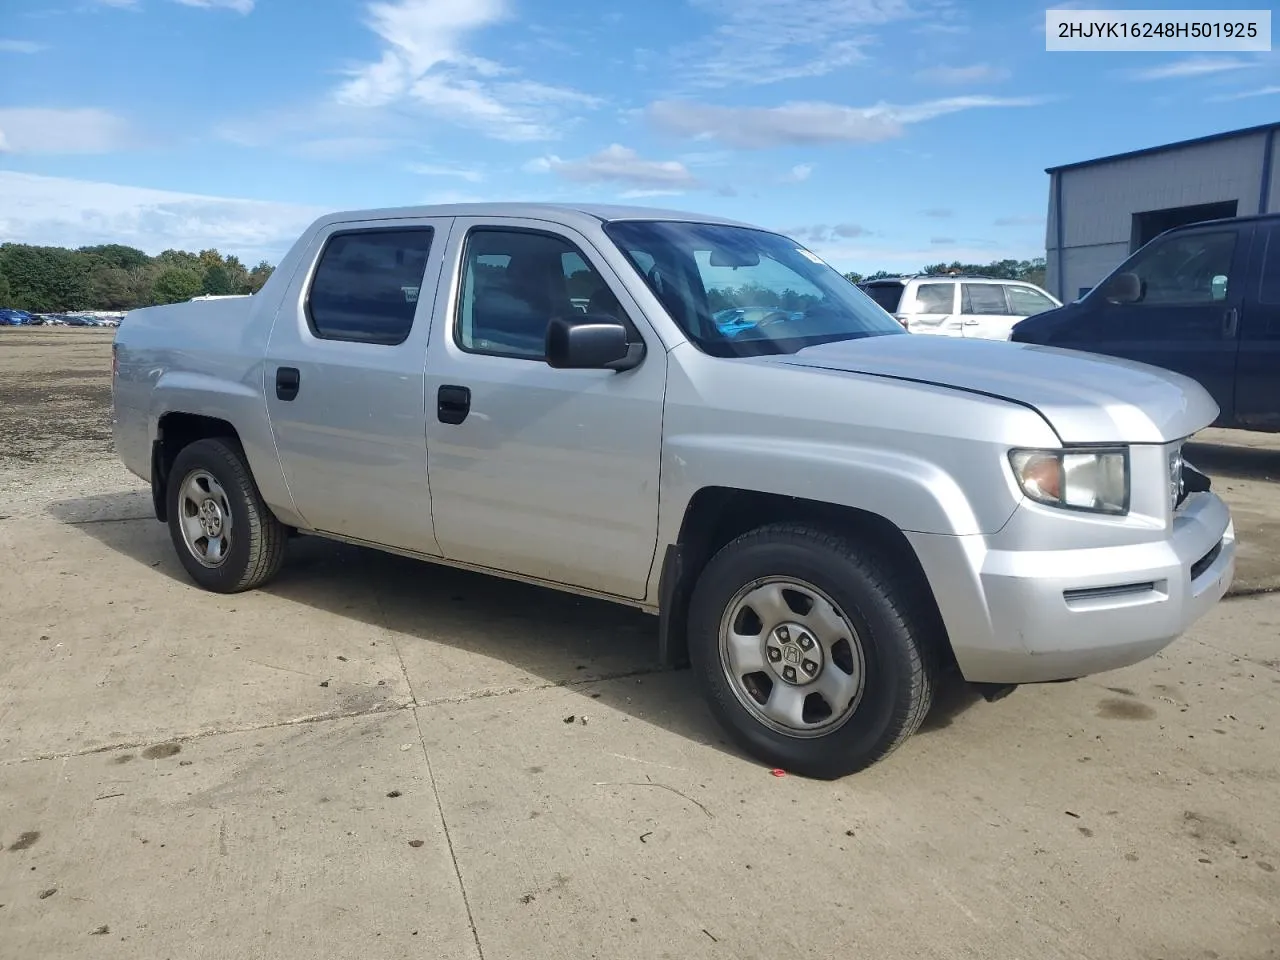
657;487;956;674
150;412;243;522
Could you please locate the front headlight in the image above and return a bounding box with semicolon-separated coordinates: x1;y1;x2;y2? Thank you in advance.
1008;447;1129;515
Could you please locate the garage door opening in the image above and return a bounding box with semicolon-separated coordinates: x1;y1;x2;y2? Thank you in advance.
1130;200;1239;252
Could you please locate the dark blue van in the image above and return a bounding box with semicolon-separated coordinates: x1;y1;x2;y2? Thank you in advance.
1010;213;1280;433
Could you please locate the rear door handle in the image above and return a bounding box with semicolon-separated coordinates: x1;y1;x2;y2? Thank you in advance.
276;366;300;401
1222;307;1239;339
437;384;471;425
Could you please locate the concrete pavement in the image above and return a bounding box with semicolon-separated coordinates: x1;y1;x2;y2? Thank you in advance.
3;490;1279;960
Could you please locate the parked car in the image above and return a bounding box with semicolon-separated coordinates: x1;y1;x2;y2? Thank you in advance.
1011;213;1280;433
0;308;35;326
111;202;1235;778
859;275;1062;339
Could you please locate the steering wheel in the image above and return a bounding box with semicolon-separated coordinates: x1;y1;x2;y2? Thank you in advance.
753;310;791;327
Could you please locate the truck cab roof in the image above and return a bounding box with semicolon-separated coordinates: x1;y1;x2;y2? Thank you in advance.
304;202;759;234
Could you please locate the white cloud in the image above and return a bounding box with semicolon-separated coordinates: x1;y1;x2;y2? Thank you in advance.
0;171;323;261
994;214;1044;227
646;95;1044;148
785;223;872;244
781;163;814;182
292;137;396;160
333;0;600;141
0;39;45;54
407;162;484;182
1129;57;1258;81
174;0;254;10
527;144;701;189
618;189;688;199
95;0;254;8
677;0;929;87
1207;85;1280;102
915;63;1010;85
0;108;133;154
420;188;492;204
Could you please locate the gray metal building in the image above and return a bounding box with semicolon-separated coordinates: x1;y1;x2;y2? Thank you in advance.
1045;121;1280;303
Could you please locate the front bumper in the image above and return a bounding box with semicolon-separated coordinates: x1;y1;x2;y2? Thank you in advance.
907;491;1236;684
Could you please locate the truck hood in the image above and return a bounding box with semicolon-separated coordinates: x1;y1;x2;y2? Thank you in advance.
766;334;1218;444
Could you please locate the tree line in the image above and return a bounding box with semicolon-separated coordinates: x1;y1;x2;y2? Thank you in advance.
0;241;1048;315
844;257;1048;288
0;243;275;313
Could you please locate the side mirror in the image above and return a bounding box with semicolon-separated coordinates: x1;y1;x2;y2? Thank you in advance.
1103;271;1142;304
545;315;643;371
1210;274;1228;301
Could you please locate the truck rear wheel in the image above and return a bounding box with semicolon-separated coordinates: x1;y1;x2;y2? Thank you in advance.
686;523;938;779
165;437;287;593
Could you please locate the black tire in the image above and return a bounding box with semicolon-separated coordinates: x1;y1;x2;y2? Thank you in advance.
165;436;287;593
687;523;939;780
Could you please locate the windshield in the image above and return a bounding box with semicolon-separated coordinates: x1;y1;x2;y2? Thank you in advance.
601;220;905;357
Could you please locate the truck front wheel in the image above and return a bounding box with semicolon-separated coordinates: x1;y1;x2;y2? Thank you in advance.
165;437;287;593
687;523;938;779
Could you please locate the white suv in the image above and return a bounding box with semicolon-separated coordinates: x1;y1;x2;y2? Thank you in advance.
859;275;1061;340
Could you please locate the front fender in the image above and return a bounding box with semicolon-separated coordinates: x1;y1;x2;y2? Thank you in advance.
659;432;1001;538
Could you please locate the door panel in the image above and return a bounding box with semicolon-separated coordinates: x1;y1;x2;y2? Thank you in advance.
1236;224;1280;429
264;218;454;554
904;281;961;336
1050;225;1250;420
960;282;1016;340
424;217;666;599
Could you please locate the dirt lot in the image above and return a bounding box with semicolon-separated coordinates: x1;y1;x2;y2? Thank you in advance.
2;327;1278;960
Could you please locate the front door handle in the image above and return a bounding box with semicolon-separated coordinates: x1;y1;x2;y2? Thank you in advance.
437;384;471;425
1222;307;1239;339
276;366;300;401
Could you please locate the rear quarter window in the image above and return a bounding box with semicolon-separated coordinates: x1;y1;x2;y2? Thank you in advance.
913;282;955;313
860;283;904;312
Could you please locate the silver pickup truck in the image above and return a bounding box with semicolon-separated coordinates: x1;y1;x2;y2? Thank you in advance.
111;202;1236;778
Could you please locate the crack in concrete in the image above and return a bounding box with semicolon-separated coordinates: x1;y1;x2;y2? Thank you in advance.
59;514;153;525
415;666;670;707
0;700;414;767
0;665;675;767
414;705;486;960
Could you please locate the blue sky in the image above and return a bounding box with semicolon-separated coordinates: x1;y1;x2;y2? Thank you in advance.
1;0;1278;271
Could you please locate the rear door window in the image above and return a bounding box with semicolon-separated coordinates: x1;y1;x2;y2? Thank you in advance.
306;228;435;345
961;283;1011;314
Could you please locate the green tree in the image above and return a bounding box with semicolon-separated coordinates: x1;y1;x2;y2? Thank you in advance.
0;242;280;310
246;261;274;293
88;266;139;309
80;244;150;272
151;266;205;305
0;244;94;311
202;263;235;296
